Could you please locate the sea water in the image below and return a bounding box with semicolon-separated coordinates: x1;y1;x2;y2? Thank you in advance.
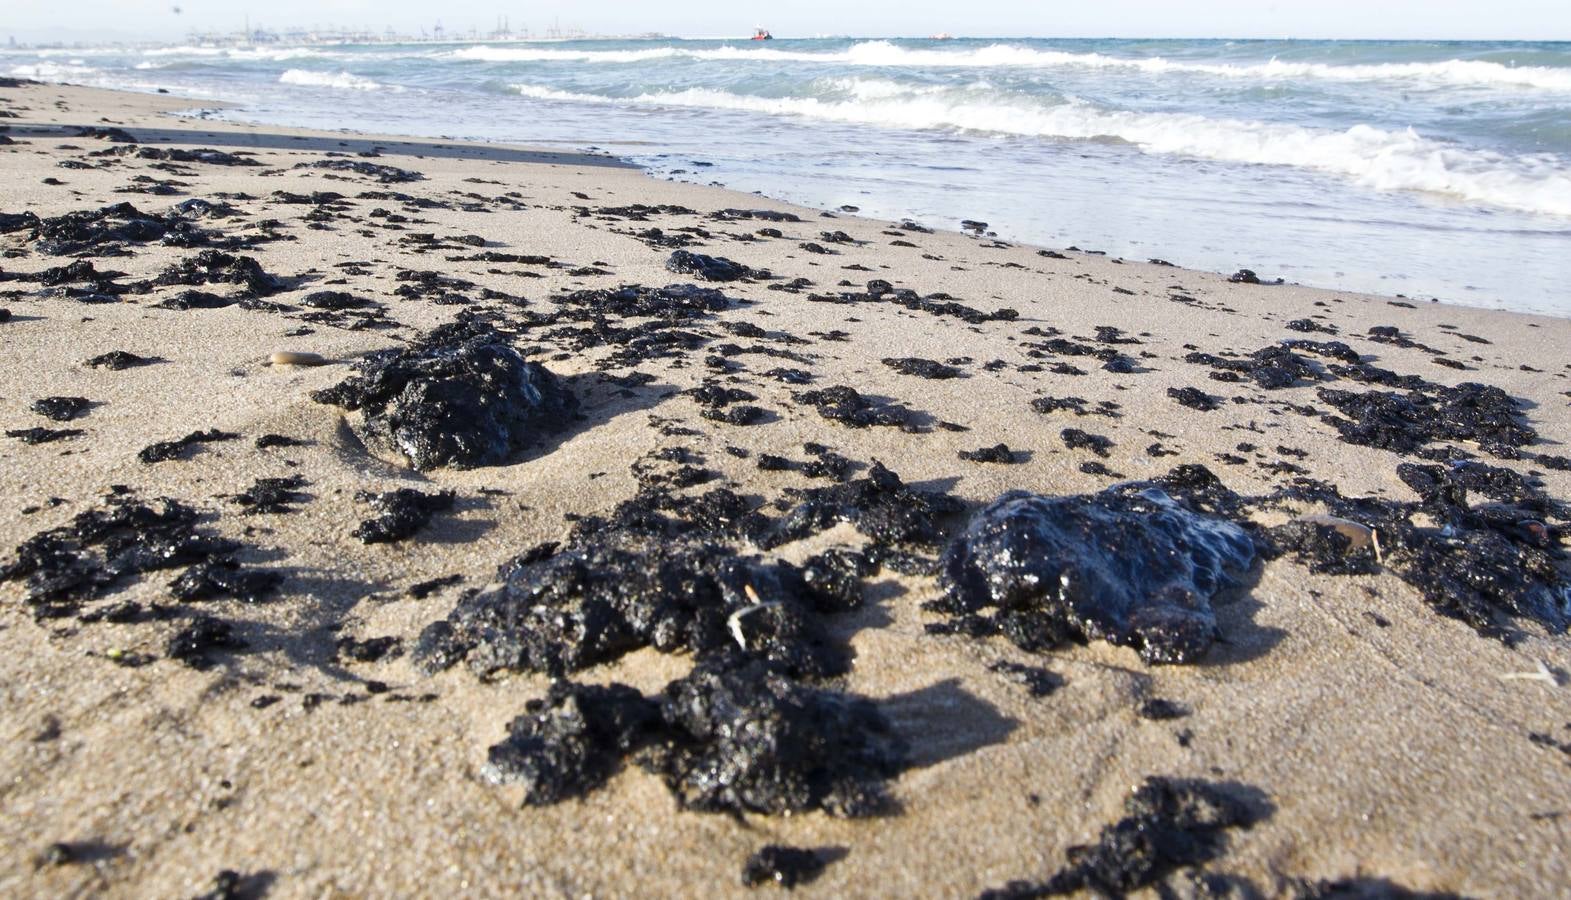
6;37;1571;314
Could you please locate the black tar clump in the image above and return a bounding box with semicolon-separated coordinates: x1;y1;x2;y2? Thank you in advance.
646;656;904;817
231;475;311;515
167;615;246;670
1185;344;1320;389
169;557;282;604
930;468;1257;664
299;158;425;183
2;492;238;616
312;320;578;470
979;777;1262;899
154;250;285;297
1287;876;1464;899
484;657;904;818
1387;463;1569;637
741;845;831;889
769;461;963;548
411;453;943;679
21;201;228;256
1317;382;1534;458
31;396;92;421
139;428;240;464
483;680;663;805
666;249;759;282
85;350;161;370
352;488;456;543
1267;462;1570;641
793;385;922;430
883;356;964;379
960;443;1021;464
7;427;84;444
415;531;847;679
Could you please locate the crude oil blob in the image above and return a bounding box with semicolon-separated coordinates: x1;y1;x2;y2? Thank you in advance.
352;488;456;544
312;320;577;470
666;249;756;282
415;535;847;679
931;480;1256;664
642;656;905;818
483;657;904;819
483;680;662;805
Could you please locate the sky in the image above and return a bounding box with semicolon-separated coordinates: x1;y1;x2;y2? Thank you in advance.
5;0;1571;43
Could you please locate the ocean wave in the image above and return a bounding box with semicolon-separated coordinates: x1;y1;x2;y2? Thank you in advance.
511;80;1571;217
7;61;102;81
279;69;387;91
999;49;1571;92
835;42;1571;91
452;45;679;63
145;45;329;62
450;44;852;64
468;40;1571;91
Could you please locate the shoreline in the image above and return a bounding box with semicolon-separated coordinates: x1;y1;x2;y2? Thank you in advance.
13;75;1567;319
2;79;1570;898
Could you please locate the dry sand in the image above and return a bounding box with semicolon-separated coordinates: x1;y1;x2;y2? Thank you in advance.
1;80;1569;898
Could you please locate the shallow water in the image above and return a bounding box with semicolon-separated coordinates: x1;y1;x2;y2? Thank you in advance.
6;37;1571;313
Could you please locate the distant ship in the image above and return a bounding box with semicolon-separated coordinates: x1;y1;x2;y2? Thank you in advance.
752;27;774;40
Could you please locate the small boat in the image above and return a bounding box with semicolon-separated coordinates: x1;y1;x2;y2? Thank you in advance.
751;27;773;41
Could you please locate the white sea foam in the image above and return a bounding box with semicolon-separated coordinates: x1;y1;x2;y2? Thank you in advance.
471;40;1571;92
998;48;1571;92
511;80;1571;217
452;45;682;63
145;45;329;62
279;69;387;91
450;44;859;64
7;62;102;81
834;42;1571;91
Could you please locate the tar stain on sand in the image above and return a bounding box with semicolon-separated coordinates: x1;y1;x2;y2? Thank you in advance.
979;777;1267;898
741;845;835;889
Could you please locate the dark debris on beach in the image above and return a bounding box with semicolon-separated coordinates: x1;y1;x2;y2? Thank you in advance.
2;94;1567;899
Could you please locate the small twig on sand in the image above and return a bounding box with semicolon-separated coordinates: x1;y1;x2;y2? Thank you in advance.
727;584;781;650
1498;659;1560;686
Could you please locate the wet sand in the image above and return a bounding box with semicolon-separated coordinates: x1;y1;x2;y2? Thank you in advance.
2;80;1570;898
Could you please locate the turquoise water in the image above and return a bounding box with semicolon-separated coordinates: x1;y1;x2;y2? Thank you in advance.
7;38;1571;313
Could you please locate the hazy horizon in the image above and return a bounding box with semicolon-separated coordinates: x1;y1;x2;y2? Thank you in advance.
5;0;1571;44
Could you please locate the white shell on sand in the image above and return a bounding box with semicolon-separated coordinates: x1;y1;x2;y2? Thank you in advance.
1296;513;1375;550
269;350;329;366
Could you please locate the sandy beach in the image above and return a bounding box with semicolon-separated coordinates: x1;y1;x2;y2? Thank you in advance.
2;79;1569;898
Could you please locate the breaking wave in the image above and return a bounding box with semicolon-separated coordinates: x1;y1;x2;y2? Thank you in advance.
145;45;329;62
512;79;1571;216
279;69;388;91
471;40;1571;91
6;61;103;81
